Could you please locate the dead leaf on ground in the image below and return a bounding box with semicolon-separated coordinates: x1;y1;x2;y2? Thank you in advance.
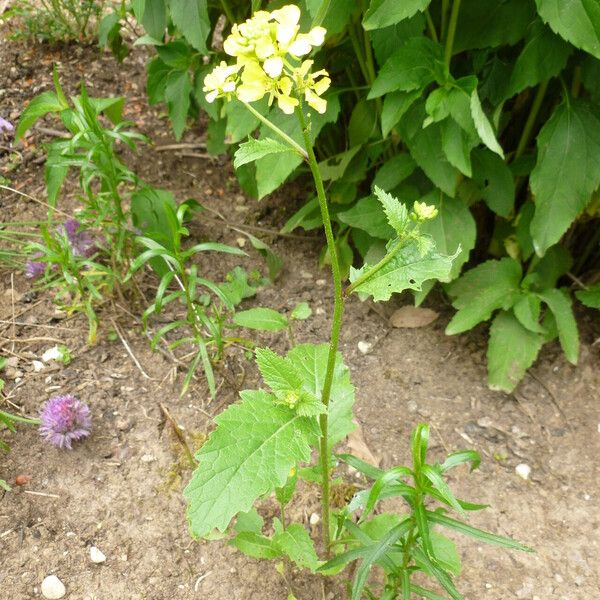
347;424;381;468
390;306;439;328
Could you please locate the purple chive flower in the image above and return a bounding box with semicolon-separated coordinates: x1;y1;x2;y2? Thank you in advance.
39;395;92;449
0;116;13;134
25;252;46;279
57;219;97;257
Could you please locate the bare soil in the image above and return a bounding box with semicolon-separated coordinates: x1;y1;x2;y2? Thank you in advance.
1;41;599;600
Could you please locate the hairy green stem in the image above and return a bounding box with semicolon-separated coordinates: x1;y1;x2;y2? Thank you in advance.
296;106;345;555
444;0;461;68
241;101;308;159
0;411;40;425
515;80;549;160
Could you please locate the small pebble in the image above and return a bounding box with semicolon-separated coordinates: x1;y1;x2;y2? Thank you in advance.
315;307;325;316
515;463;531;480
41;575;66;599
407;400;418;413
42;346;62;362
309;512;320;526
90;546;106;564
140;454;156;463
554;573;564;583
315;279;326;286
357;341;372;355
32;360;45;372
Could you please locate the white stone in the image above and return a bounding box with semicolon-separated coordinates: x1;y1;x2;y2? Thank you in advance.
140;454;156;463
41;575;66;599
32;360;45;372
90;546;106;563
42;346;63;362
309;512;320;526
357;341;372;355
515;463;531;480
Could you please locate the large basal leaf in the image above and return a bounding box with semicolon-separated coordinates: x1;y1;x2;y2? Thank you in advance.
349;237;457;302
164;69;192;140
576;282;600;308
420;190;476;280
381;90;421;137
363;0;431;30
170;0;210;53
233;138;295;170
401;115;459;197
535;0;600;59
184;390;319;538
471;148;515;218
287;344;356;445
537;288;579;363
140;0;167;40
453;0;537;52
504;19;572;100
487;310;544;392
530;100;600;255
368;38;443;99
370;16;427;66
445;258;523;334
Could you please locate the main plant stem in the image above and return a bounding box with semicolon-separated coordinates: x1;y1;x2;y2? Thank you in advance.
296;107;345;554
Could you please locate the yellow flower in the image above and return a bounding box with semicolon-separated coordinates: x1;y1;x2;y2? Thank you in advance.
413;201;438;221
203;61;241;103
211;6;331;115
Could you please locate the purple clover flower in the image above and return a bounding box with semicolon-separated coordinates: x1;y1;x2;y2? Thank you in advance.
25;252;47;279
0;116;13;134
39;395;92;449
57;219;96;257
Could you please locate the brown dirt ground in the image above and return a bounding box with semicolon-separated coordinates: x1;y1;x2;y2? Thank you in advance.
1;41;599;600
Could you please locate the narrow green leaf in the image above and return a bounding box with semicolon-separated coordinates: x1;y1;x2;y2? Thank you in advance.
421;465;466;517
426;511;534;552
470;90;504;158
513;293;545;333
413;547;464;600
440;450;481;473
15;92;64;142
234;308;289;332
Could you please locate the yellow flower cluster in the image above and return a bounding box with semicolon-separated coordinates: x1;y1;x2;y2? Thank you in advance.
203;5;331;114
412;201;439;222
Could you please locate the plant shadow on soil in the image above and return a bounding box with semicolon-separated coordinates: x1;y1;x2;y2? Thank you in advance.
1;41;599;600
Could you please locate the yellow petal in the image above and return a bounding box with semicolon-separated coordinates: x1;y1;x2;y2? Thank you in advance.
236;82;266;103
305;88;327;114
263;56;284;78
277;94;299;114
312;76;331;96
289;38;312;56
307;26;326;46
